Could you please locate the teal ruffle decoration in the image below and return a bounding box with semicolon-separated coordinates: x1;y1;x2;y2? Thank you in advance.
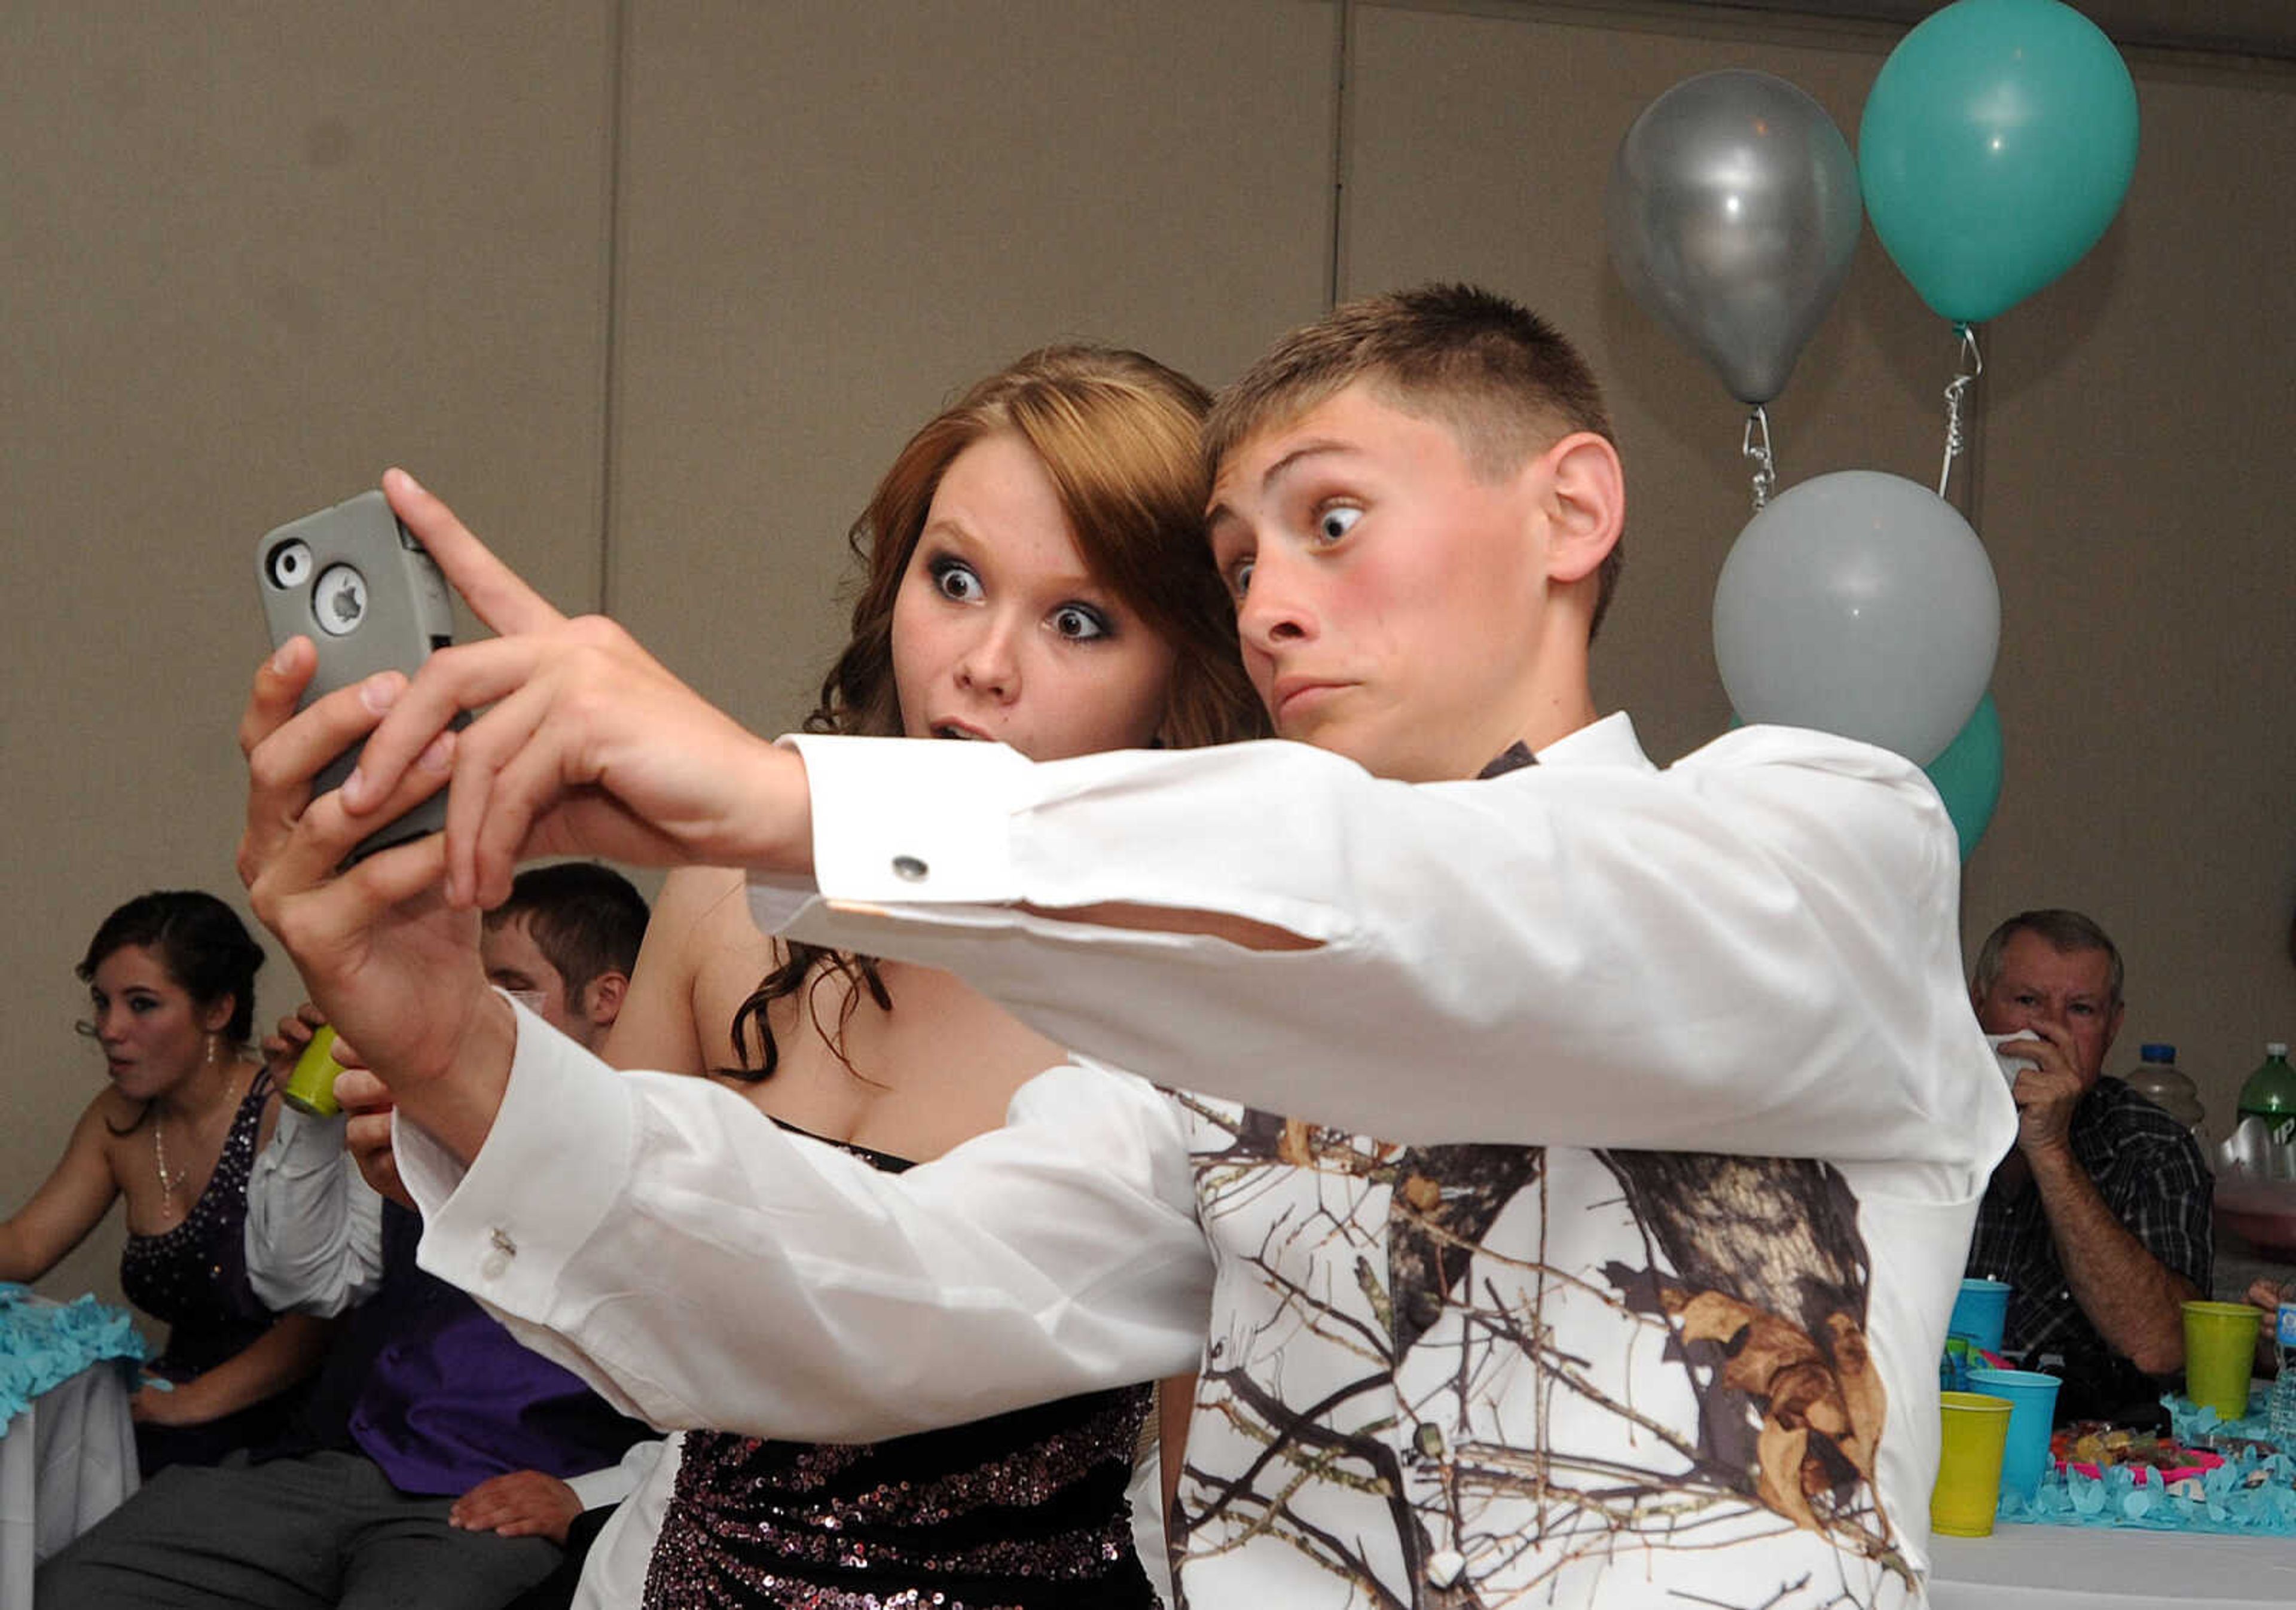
1999;1391;2296;1536
0;1283;152;1426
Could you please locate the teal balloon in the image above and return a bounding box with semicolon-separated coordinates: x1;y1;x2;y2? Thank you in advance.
1859;0;2138;323
1924;692;2003;860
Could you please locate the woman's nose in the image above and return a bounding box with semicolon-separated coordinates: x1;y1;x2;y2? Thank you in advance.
954;615;1022;699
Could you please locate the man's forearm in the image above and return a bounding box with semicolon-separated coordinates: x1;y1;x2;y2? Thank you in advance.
2029;1147;2197;1373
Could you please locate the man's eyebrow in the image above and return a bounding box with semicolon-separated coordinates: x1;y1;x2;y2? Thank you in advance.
1205;439;1358;528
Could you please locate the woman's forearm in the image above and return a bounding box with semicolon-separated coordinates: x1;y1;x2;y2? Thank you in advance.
169;1311;335;1420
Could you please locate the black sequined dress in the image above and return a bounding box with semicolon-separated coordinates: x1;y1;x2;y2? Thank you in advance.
118;1069;306;1474
642;1131;1158;1610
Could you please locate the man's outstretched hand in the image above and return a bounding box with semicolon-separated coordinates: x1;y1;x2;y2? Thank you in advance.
236;469;816;1163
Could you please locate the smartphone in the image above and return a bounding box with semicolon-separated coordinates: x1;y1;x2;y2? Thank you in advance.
256;490;456;861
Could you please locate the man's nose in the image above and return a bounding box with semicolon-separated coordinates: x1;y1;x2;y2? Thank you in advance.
1237;549;1314;651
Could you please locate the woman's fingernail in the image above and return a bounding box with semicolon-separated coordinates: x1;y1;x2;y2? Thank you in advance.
417;732;454;773
270;641;298;674
361;674;401;714
342;770;370;808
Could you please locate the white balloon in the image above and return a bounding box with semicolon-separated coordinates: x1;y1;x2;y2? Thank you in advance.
1712;471;1998;766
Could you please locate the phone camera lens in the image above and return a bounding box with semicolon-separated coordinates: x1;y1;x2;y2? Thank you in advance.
267;540;313;589
311;564;368;637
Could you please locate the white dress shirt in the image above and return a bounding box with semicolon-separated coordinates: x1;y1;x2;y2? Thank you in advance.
401;716;2016;1607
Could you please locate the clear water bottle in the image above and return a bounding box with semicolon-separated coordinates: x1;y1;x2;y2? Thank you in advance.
2123;1043;2206;1139
2271;1303;2296;1445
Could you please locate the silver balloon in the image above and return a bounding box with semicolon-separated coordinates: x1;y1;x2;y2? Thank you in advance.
1608;70;1862;405
1712;471;1998;766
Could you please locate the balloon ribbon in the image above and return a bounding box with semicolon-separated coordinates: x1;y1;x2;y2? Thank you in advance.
1937;324;1983;500
1742;406;1777;511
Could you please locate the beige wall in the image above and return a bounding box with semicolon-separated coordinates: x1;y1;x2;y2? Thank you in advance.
7;1;2292;1313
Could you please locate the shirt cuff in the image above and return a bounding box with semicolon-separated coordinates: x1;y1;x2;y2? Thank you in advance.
402;998;637;1322
783;732;1030;905
564;1438;660;1510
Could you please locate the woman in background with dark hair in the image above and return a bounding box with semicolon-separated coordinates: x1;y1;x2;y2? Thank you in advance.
0;890;332;1473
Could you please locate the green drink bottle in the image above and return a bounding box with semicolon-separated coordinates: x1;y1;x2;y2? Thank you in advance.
2236;1041;2296;1148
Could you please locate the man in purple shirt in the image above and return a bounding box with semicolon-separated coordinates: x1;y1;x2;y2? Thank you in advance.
36;867;654;1610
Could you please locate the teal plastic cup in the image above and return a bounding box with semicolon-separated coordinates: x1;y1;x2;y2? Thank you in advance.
1965;1366;2060;1505
1950;1278;2011;1356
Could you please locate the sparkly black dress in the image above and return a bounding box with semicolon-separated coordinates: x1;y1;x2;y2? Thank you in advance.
642;1132;1159;1610
118;1070;306;1474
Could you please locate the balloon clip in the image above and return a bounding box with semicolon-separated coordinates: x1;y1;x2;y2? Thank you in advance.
1742;405;1778;511
1938;325;1984;500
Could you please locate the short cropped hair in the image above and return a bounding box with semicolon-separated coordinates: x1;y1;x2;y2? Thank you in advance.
486;863;649;1001
1204;283;1624;634
1971;908;2125;1007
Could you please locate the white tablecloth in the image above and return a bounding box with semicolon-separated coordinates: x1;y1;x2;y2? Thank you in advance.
1931;1520;2296;1608
0;1360;138;1610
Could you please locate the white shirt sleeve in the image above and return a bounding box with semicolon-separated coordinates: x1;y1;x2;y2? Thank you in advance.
573;1432;683;1610
563;1434;664;1513
243;1104;386;1317
764;723;2010;1171
396;1000;1211;1443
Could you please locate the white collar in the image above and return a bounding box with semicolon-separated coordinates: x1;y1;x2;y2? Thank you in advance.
1525;710;1651;772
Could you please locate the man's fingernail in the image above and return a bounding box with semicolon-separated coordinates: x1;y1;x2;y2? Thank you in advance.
418;732;454;773
342;770;370;808
361;674;401;714
271;641;297;674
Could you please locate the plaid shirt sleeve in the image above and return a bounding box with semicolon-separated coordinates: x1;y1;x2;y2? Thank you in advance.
2096;1087;2215;1296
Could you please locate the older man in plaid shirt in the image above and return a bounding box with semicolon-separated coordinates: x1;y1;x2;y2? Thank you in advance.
1964;909;2213;1419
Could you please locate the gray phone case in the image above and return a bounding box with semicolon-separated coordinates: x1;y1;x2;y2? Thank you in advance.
256;490;456;860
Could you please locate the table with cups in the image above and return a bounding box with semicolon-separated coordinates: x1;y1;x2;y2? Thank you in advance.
1925;1278;2296;1608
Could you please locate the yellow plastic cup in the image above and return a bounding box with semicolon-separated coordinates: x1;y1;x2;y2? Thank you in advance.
282;1024;345;1118
1932;1390;2014;1538
2181;1300;2262;1421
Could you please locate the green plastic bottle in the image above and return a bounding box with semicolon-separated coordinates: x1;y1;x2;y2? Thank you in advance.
2236;1041;2296;1146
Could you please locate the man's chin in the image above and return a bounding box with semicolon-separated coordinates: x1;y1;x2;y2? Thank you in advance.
1286;718;1407;778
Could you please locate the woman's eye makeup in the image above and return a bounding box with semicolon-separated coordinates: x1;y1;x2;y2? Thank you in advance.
927;554;983;601
1048;603;1110;642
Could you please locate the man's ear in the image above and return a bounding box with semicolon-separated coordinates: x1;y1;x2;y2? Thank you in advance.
1535;432;1625;587
583;970;630;1031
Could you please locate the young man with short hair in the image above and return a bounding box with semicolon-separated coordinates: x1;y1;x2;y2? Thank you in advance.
481;861;648;1049
239;286;2014;1608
